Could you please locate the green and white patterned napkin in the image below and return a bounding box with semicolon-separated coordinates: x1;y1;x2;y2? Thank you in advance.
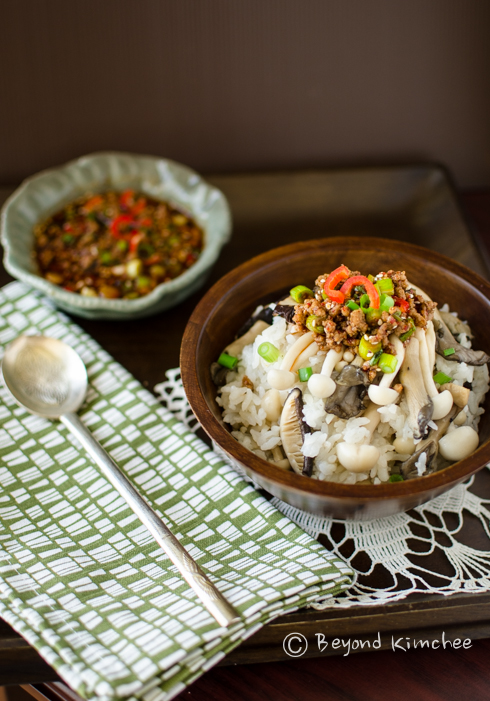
0;282;353;701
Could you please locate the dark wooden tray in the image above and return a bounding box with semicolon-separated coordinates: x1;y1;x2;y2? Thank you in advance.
0;164;489;684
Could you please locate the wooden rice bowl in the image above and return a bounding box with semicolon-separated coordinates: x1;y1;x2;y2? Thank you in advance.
180;237;490;520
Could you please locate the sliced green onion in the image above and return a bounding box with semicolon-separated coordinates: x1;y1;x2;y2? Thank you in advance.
306;315;324;334
99;251;113;265
62;233;74;245
433;371;452;385
346;300;360;311
298;367;313;382
367;274;375;283
375;278;395;295
290;285;313;303
369;349;383;366
359;336;382;360
218;353;238;369
379;294;395;312
117;239;128;252
400;318;415;342
366;307;382;324
378;352;398;374
389;474;404;483
359;294;371;312
443;347;456;357
258;342;281;363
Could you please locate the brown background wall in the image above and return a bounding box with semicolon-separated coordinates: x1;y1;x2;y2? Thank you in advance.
1;0;490;187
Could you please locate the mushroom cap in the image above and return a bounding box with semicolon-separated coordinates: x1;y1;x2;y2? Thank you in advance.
368;385;399;406
267;369;295;391
337;443;380;472
308;374;336;398
439;426;479;462
430;390;454;421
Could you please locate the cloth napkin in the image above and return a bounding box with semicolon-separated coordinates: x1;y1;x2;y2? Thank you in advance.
0;282;353;701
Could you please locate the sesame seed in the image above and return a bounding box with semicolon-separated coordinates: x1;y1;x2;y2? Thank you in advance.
364;334;369;340
366;351;373;358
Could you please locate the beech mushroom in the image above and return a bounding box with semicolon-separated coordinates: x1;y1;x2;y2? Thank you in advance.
307;348;343;398
368;335;405;406
267;331;316;390
438;425;479;462
415;326;453;420
279;388;313;476
262;388;283;423
269;445;291;470
336;402;381;473
399;336;433;439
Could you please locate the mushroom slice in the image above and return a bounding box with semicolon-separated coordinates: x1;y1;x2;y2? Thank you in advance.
439;382;470;408
433;319;490;366
279;388;313;476
235;307;274;339
400;405;458;479
273;304;297;323
324;364;369;419
210;362;229;387
399;336;433;439
225;320;270;357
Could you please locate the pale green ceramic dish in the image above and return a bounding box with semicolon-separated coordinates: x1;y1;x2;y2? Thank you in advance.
0;152;232;319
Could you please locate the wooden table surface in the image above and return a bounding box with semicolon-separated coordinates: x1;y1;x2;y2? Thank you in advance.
1;169;490;701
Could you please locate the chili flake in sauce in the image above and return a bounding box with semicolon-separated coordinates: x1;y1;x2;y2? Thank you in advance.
34;190;204;298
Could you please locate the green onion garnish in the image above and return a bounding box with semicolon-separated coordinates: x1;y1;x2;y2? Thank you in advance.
258;342;281;363
62;234;74;245
375;278;395;295
306;315;324;334
218;353;238;369
400;318;415;342
366;307;382;324
290;285;313;303
443;348;456;357
298;367;313;382
379;294;395;312
389;474;404;483
433;371;452;385
369;349;383;366
359;294;371;312
117;239;128;252
99;251;113;265
346;300;359;311
378;352;398;374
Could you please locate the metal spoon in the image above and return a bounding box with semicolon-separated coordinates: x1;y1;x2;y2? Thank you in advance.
2;335;239;628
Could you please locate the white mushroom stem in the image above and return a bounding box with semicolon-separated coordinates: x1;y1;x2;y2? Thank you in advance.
291;341;320;372
336;402;381;473
225;320;269;357
415;326;453;420
270;446;291;470
307;348;343;398
267;331;315;390
368;335;405;406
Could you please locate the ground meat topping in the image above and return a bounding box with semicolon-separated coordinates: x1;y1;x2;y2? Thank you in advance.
291;265;437;370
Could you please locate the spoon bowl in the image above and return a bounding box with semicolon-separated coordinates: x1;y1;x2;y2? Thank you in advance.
2;335;88;417
1;334;239;627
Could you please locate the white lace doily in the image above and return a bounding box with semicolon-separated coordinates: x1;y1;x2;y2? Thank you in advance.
155;369;490;609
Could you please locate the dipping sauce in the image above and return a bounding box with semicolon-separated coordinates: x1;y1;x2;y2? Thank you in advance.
34;190;204;298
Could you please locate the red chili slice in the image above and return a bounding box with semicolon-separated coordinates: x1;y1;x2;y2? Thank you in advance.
324;264;350;304
394;297;410;313
119;190;135;209
131;197;147;216
129;232;145;254
340;275;380;309
110;214;136;239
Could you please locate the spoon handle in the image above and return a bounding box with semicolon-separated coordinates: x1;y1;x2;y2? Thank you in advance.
60;412;240;628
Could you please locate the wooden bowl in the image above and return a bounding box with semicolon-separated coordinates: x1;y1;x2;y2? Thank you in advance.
181;237;490;520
